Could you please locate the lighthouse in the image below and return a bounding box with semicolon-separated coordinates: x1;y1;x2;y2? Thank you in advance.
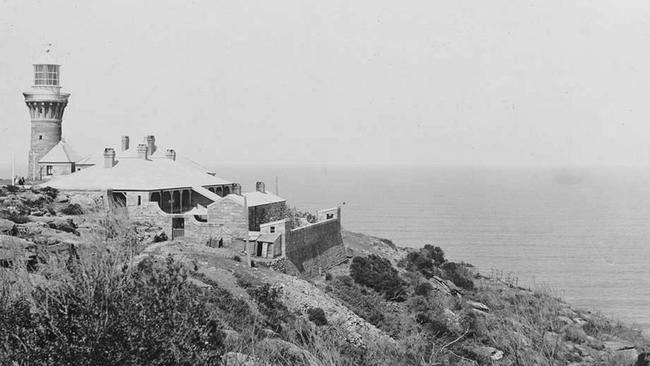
23;46;71;180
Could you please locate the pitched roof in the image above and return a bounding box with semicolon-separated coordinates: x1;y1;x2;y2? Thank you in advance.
257;233;281;243
243;191;285;207
39;140;83;164
41;156;232;191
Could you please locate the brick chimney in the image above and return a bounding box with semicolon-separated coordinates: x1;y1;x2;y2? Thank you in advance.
121;136;129;151
103;148;116;168
145;135;156;156
233;183;242;195
165;149;176;161
256;181;266;193
136;144;148;160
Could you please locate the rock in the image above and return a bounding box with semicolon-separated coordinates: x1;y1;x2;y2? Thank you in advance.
544;331;561;346
465;345;504;361
467;300;490;313
222;330;241;346
222;352;259;366
0;235;37;269
0;218;17;235
586;336;604;350
46;218;78;234
261;328;279;338
557;315;574;326
444;308;461;332
54;193;69;203
603;340;635;352
187;277;210;288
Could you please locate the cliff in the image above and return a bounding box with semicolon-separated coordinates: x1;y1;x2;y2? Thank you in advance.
1;185;649;365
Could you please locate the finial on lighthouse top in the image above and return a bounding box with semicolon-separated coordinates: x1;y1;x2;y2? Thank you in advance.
33;43;60;88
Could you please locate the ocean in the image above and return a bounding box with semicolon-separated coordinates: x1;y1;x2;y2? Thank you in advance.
213;164;650;334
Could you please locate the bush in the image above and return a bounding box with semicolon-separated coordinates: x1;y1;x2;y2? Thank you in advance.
326;276;386;327
400;251;439;279
350;255;407;301
422;244;446;265
232;255;241;262
153;231;168;243
414;282;434;297
325;272;333;281
307;307;328;326
0;256;226;365
61;203;84;215
6;215;30;224
5;185;19;193
441;262;474;290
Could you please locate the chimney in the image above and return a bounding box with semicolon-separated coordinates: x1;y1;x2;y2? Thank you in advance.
121;136;130;151
165;149;176;161
256;181;266;193
103;148;116;168
233;183;242;195
145;135;156;156
136;144;148;160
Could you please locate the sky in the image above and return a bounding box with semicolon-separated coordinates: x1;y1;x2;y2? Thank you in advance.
2;0;650;175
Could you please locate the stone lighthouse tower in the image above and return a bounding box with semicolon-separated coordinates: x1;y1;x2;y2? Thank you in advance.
23;47;70;180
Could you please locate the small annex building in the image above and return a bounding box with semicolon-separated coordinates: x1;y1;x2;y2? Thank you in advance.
36;139;94;180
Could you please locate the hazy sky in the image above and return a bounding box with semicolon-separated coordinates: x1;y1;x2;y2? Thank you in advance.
2;0;650;174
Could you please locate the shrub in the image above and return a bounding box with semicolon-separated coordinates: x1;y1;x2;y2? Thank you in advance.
0;256;226;365
32;186;58;199
5;185;19;193
6;214;30;224
350;255;407;301
232;255;241;262
325;272;333;281
61;203;84;215
414;282;434;297
442;262;475;290
400;251;439;279
153;231;168;243
422;244;446;265
307;307;328;326
326;276;386;327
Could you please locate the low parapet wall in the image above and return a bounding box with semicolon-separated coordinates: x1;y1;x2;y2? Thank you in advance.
285;218;347;278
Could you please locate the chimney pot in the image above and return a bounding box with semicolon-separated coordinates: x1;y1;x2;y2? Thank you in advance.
103;147;116;168
233;183;242;195
145;135;156;156
256;181;266;193
136;144;148;160
121;136;130;151
165;149;176;161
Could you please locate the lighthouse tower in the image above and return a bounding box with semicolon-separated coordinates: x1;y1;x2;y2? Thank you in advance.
23;47;70;180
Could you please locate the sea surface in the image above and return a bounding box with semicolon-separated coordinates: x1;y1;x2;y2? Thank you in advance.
212;164;650;334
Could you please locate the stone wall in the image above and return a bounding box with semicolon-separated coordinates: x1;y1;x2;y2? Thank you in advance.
285;218;347;278
129;197;172;235
205;195;248;241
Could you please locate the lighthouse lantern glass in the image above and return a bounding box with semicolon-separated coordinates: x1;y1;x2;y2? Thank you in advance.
34;64;59;86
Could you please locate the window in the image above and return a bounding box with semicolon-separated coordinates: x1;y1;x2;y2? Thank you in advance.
46;165;53;175
270;226;275;233
34;64;59;86
39;135;43;140
326;213;334;220
137;196;142;206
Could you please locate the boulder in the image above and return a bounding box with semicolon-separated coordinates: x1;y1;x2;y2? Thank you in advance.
0;218;17;235
0;235;37;268
222;352;259;366
464;345;504;361
467;300;490;313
